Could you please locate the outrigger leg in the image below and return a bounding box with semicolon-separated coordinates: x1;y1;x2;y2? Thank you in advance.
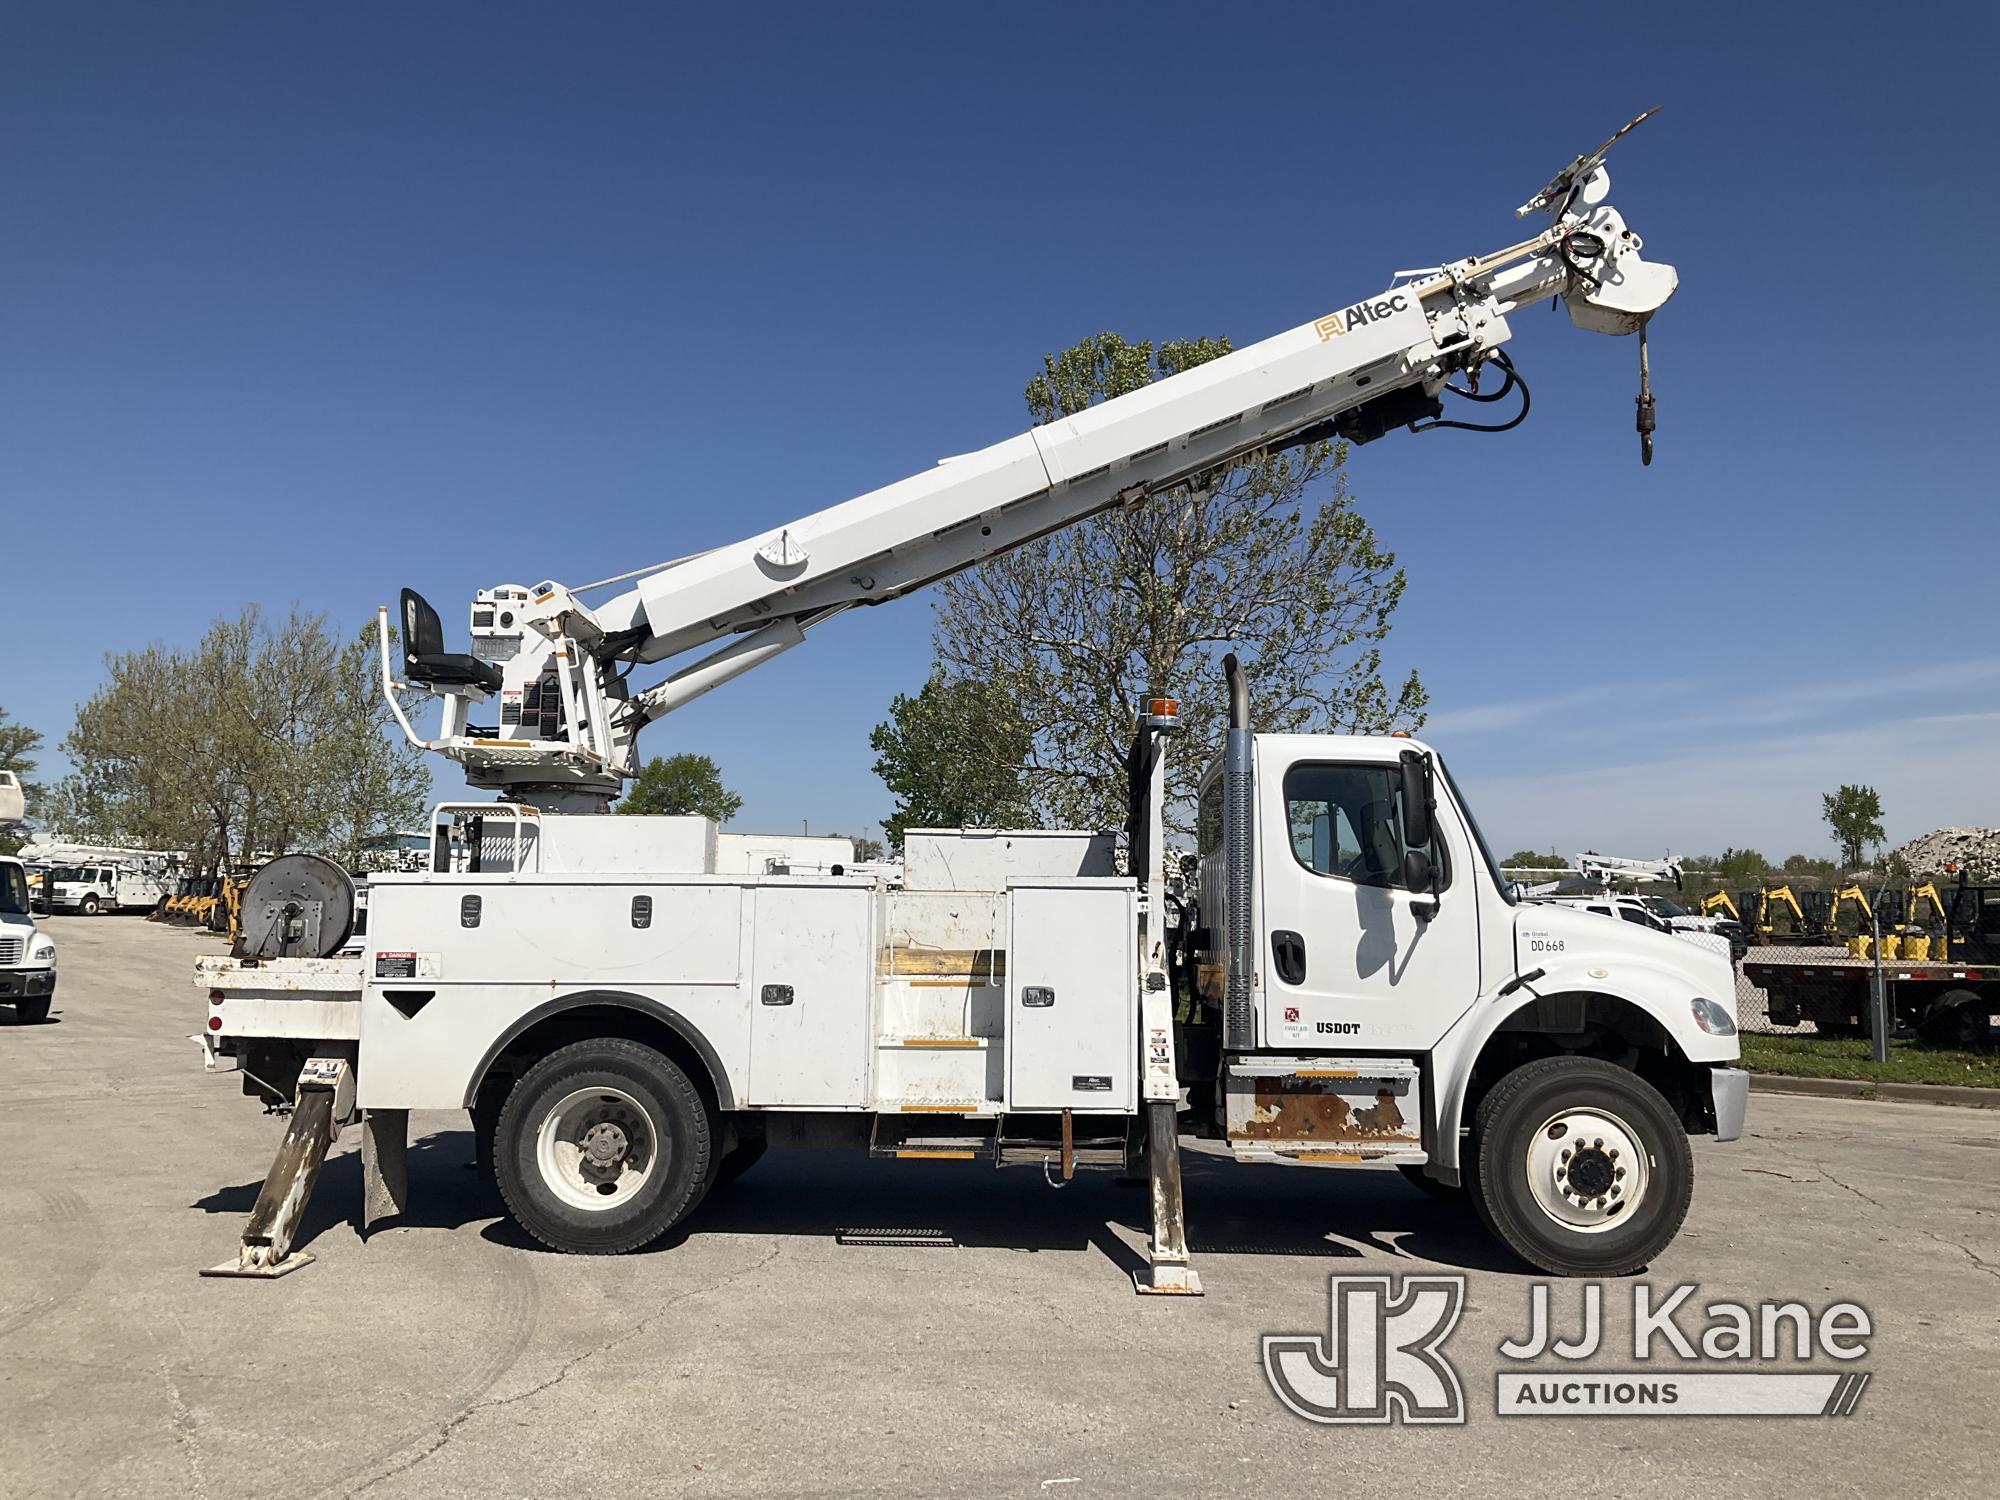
202;1058;353;1278
1133;1099;1201;1294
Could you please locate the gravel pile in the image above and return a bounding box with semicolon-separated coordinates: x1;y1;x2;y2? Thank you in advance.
1888;827;2000;876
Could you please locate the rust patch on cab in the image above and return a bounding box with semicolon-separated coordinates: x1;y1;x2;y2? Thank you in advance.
1231;1082;1415;1144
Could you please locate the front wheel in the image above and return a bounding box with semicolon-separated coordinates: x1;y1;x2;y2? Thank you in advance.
1471;1057;1693;1277
494;1038;714;1254
80;895;101;916
12;997;51;1024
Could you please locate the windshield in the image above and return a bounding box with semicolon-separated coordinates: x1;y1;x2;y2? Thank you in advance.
1436;755;1514;905
50;866;89;883
1643;896;1688;918
0;866;27;915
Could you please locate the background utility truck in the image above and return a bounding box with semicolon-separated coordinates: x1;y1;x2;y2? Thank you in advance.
1;856;59;1022
43;861;173;916
195;115;1745;1291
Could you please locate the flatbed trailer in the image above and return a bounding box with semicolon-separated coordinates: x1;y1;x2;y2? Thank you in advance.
1745;948;2000;1047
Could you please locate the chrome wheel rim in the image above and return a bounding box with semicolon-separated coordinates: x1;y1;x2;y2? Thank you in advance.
1523;1106;1648;1234
535;1086;656;1211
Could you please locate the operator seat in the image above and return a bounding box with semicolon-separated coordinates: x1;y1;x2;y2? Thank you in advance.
400;589;503;693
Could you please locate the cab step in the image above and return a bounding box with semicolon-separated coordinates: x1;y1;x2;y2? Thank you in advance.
1223;1054;1426;1163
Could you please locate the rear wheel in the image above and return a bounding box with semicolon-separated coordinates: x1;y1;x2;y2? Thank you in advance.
1471;1057;1693;1277
1918;989;1992;1049
495;1038;713;1254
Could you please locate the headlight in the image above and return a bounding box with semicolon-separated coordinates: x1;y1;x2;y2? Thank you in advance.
28;939;56;964
1690;997;1737;1036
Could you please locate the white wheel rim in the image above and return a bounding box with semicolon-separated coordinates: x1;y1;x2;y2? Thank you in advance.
535;1086;657;1212
1522;1106;1649;1235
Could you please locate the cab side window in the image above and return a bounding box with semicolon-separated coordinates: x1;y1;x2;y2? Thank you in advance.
1282;761;1445;892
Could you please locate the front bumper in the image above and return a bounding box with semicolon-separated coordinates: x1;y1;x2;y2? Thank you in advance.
0;968;57;999
1710;1066;1749;1142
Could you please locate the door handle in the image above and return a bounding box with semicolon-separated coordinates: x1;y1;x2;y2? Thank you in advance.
760;984;794;1006
1271;929;1307;986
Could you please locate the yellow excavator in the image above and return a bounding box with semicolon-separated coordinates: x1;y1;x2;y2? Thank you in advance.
1698;890;1741;922
1827;884;1872;935
1749;884;1811;941
1842;880;1954;961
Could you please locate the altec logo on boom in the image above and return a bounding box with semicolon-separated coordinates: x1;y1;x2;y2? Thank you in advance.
1315;292;1412;340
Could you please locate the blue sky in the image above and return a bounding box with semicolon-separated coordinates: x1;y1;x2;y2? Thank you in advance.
4;2;1994;861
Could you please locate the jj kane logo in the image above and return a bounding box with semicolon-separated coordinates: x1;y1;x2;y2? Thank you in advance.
1264;1276;1874;1425
1263;1275;1466;1424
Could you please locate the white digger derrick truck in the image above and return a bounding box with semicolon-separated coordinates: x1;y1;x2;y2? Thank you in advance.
196;116;1745;1290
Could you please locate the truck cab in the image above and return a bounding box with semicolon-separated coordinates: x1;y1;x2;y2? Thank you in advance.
0;856;59;1022
1192;728;1744;1275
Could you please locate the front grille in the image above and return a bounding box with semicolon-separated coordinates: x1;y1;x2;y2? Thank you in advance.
0;937;23;965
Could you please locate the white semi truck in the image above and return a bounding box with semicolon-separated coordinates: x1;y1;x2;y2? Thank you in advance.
0;856;60;1022
195;117;1744;1290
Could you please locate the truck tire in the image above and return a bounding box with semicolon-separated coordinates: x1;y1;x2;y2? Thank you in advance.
1471;1057;1693;1277
1917;989;1991;1049
80;895;101;916
494;1038;714;1255
13;998;50;1024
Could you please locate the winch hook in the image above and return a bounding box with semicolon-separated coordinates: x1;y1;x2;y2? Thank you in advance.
1635;322;1656;466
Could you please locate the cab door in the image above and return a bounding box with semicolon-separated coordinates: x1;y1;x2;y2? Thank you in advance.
1255;747;1483;1052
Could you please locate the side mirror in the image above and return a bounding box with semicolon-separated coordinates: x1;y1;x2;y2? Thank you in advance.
1399;750;1433;850
1401;847;1435;896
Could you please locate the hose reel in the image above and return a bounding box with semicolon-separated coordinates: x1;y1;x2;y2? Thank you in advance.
233;854;356;960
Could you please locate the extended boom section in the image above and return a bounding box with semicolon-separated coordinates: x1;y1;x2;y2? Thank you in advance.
381;118;1676;810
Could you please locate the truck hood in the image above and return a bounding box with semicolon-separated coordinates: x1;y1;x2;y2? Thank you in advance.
1514;903;1739;1056
0;911;33;931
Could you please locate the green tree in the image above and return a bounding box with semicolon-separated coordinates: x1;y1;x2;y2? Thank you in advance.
931;332;1424;837
52;607;429;867
619;753;742;823
1781;852;1837;886
1505;850;1568;870
1715;847;1770;885
869;672;1032;851
826;832;887;862
1821;784;1885;872
0;704;43;855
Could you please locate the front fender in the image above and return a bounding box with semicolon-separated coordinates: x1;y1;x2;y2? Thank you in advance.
1427;958;1739;1177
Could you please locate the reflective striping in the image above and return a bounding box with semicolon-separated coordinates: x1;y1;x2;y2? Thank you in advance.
897;1038;982;1048
894;1149;976;1160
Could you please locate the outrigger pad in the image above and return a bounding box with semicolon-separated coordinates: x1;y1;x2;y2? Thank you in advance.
200;1252;315;1280
1133;1266;1205;1297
